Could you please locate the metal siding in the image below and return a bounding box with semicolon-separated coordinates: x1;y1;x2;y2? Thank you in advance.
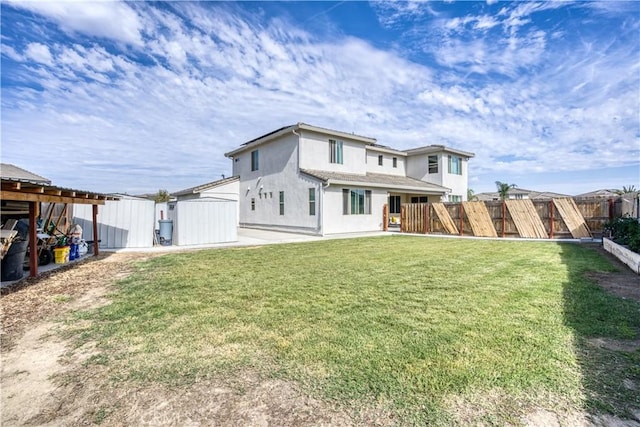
174;199;237;245
72;199;154;248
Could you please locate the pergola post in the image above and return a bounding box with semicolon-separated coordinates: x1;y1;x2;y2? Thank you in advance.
92;204;99;256
28;201;38;277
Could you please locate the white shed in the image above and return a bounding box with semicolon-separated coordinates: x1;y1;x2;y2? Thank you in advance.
73;195;155;249
168;198;237;246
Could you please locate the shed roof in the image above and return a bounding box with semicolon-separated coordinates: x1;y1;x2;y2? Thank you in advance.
1;163;51;184
300;169;450;194
172;176;239;197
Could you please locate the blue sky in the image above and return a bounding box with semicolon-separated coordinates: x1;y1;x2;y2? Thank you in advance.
1;1;639;196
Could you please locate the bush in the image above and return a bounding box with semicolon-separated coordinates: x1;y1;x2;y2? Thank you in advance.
604;216;640;253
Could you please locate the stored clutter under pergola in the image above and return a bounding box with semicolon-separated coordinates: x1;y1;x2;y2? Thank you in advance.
1;177;118;278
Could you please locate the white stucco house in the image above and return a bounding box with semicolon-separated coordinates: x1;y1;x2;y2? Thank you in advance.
224;123;474;235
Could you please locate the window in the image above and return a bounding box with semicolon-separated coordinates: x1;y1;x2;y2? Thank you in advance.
251;198;255;211
378;155;383;166
342;189;371;215
428;155;438;174
389;195;401;214
309;188;316;216
411;196;428;203
251;150;259;171
392;157;397;168
449;195;462;202
279;191;284;215
448;155;462;175
329;139;343;164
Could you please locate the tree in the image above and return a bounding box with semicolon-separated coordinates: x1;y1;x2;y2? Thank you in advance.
154;189;171;203
467;188;478;201
614;185;638;195
495;181;517;201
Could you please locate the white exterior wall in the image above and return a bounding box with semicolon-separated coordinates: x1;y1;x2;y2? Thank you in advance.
407;152;470;201
73;198;155;248
365;150;406;176
321;186;386;234
173;199;237;245
232;133;323;234
298;130;368;174
440;157;469;201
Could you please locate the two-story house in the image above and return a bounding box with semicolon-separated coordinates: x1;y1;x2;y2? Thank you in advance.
224;123;474;235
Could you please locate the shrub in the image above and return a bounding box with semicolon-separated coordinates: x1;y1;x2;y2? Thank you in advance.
604;216;640;253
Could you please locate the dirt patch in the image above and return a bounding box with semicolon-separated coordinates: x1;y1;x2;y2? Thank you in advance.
0;252;361;426
585;244;640;303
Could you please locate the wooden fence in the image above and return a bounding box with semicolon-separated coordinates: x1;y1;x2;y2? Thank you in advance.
392;196;639;239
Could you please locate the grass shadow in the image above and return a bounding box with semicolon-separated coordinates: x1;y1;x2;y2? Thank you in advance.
559;243;640;420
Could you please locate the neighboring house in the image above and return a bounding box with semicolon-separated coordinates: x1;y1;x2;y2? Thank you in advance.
574;189;620;199
475;188;571;201
224;123;474;235
1;163;51;185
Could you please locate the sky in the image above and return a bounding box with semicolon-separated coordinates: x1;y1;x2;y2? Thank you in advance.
1;1;639;196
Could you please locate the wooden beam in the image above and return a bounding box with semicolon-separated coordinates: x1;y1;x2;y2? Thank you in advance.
1;190;107;205
29;202;38;277
92;204;99;256
1;182;21;191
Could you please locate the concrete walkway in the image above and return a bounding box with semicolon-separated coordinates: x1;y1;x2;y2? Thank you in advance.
105;228;390;253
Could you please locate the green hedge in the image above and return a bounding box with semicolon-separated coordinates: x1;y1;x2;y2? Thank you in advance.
604;216;640;253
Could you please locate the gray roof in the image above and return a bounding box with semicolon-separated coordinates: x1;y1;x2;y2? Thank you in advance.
300;169;450;193
0;163;51;184
475;188;571;201
405;145;475;158
172;176;239;197
574;189;620;199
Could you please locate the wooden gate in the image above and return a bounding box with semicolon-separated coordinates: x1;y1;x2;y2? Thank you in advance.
400;203;429;234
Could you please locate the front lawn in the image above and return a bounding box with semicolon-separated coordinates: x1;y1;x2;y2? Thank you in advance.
73;236;640;425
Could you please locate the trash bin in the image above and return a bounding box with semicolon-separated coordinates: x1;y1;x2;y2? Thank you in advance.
1;240;28;282
158;220;173;246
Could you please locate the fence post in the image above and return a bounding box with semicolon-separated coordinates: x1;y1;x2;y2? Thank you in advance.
400;205;406;233
383;204;388;231
459;203;464;236
501;201;506;238
549;201;554;239
608;198;614;220
424;203;429;234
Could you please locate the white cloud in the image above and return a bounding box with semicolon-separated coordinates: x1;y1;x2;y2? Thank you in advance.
24;42;53;65
7;0;144;46
1;2;638;195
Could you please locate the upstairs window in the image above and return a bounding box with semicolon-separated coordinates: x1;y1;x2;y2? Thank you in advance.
329;139;343;164
449;195;462;202
251;150;259;171
378;155;383;166
392;157;397;168
428;155;438;174
342;189;371;215
448;155;462;175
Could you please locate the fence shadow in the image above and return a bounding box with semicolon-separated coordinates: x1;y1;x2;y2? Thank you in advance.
559;243;640;420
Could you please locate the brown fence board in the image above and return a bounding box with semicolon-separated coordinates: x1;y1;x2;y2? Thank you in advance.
432;203;458;234
462;201;497;237
553;198;592;238
505;200;548;238
401;203;428;234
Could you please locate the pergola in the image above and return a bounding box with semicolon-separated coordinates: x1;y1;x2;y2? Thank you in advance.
1;177;118;277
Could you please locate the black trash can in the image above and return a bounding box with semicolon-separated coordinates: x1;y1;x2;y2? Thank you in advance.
1;239;29;282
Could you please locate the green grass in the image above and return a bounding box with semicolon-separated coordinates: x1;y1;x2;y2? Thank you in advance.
71;236;640;425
